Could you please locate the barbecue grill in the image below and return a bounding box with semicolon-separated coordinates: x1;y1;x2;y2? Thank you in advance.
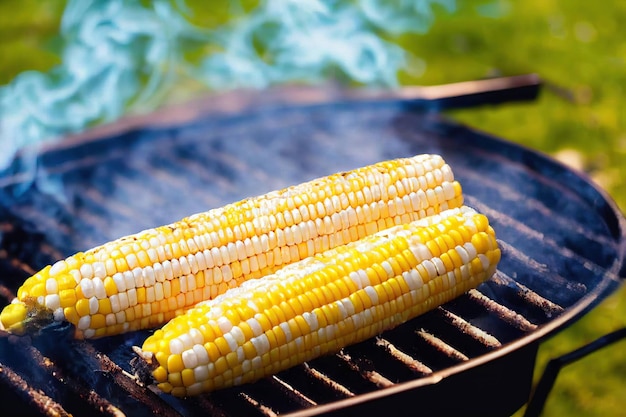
1;75;624;417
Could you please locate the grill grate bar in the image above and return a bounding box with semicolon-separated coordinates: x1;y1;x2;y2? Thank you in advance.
1;97;623;417
168;151;244;196
43;148;126;177
270;375;318;407
302;362;356;398
468;289;538;332
0;247;36;278
416;329;469;362
0;282;15;304
13;206;73;243
491;270;564;317
239;392;279;417
436;307;502;349
375;337;434;374
470;196;618;285
190;395;231;417
0;360;71;417
109;167;174;225
9;336;125;417
76;343;183;417
82;185;138;222
461;169;616;248
73;189;134;236
496;240;580;289
336;351;395;388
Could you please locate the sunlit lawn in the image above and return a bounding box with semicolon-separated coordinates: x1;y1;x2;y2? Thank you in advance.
2;1;625;416
408;2;626;415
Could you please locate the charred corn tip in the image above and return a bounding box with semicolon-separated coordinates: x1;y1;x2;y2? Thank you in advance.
139;206;500;397
4;154;464;339
0;302;28;334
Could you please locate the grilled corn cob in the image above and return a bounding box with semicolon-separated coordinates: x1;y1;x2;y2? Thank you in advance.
138;206;500;397
0;154;463;339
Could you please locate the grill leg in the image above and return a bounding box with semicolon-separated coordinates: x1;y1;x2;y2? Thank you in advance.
524;327;626;417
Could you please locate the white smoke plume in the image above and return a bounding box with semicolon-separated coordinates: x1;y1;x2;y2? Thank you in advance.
0;0;455;172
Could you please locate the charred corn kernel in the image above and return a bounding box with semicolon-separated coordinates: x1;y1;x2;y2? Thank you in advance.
139;206;500;396
0;155;463;338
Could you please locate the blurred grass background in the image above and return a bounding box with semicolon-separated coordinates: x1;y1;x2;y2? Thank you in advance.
1;1;625;415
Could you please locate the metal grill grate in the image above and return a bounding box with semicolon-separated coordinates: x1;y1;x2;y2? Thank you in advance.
0;281;553;417
0;88;624;417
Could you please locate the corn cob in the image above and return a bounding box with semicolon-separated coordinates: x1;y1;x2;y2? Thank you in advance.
137;206;500;397
0;154;463;339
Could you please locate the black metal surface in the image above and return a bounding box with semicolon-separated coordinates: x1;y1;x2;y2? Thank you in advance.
524;327;626;417
0;85;624;417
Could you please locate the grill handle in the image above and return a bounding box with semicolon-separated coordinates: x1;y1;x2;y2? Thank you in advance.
523;327;626;417
378;73;542;111
53;74;542;147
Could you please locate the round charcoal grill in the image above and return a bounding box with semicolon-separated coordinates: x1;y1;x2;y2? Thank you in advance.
0;76;624;417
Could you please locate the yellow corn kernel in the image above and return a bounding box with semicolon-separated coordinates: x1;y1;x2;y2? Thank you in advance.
59;289;77;309
139;206;499;396
153;366;168;384
103;277;117;297
91;314;106;329
98;299;112;315
63;307;79;324
167;354;185;374
76;299;90;317
1;155;463;338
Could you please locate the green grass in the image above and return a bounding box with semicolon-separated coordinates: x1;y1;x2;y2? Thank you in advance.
2;1;625;415
0;0;65;85
410;2;626;415
412;1;626;209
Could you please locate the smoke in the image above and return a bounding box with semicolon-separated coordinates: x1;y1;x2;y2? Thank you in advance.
0;0;455;173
